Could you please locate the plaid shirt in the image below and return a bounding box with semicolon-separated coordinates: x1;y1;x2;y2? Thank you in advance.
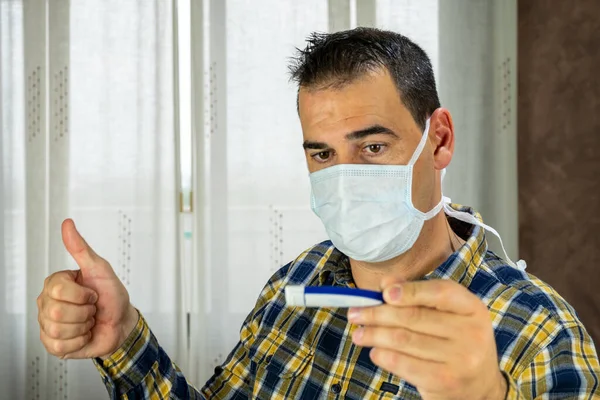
95;204;600;399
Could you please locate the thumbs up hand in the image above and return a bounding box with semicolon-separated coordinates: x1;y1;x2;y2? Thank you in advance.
37;219;139;359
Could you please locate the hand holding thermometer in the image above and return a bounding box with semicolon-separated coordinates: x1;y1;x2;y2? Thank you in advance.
285;285;384;308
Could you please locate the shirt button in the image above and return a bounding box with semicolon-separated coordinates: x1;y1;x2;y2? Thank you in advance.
331;383;342;394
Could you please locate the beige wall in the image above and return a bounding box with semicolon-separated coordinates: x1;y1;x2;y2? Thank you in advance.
518;0;600;345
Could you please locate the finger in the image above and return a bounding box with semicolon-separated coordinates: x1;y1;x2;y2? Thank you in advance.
47;276;98;305
348;305;465;338
383;280;481;315
41;318;95;340
370;348;445;390
43;299;96;323
353;326;450;362
61;219;101;271
44;270;77;293
40;329;92;358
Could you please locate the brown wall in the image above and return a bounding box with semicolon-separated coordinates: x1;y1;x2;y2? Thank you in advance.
518;0;600;345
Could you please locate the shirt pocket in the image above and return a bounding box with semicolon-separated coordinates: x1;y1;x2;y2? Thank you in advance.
250;328;314;380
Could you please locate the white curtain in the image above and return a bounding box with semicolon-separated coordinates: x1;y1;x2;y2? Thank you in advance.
1;0;182;399
437;0;519;261
1;1;27;398
186;0;330;383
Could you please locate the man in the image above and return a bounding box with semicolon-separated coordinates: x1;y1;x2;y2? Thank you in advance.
37;28;599;399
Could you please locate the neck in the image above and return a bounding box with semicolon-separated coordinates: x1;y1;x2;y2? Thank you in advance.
350;211;464;291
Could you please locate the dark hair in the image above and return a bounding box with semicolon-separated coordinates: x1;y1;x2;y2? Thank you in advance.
289;27;440;129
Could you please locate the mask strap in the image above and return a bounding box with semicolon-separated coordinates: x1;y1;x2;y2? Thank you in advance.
420;165;447;220
422;198;445;220
408;119;431;166
442;197;527;271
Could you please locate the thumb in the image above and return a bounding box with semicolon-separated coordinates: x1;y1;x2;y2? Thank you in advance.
62;219;102;272
379;276;406;292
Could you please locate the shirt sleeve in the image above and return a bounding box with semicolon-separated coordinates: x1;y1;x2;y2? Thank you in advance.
504;323;600;399
93;264;292;399
93;311;257;400
93;312;208;399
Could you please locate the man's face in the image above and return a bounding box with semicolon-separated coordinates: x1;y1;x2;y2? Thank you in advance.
298;69;441;213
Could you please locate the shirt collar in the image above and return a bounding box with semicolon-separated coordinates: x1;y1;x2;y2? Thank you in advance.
318;203;488;287
318;247;352;286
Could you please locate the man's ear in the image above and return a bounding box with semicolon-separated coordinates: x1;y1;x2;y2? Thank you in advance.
429;108;454;169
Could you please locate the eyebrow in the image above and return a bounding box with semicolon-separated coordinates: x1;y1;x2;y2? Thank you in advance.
302;124;399;150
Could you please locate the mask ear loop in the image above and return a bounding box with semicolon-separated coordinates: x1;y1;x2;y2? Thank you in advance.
409;119;447;220
408;119;431;166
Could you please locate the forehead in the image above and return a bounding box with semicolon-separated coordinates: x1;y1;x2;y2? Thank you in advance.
298;69;416;139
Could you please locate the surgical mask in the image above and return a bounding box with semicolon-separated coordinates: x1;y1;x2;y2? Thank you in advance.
309;120;527;270
309;119;444;262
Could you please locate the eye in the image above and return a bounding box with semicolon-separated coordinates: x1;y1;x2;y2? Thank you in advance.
364;144;385;154
311;150;333;163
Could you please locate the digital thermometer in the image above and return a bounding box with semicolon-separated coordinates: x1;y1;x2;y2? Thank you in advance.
285;285;384;308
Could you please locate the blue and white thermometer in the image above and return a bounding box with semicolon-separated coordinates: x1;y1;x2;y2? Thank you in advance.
285;285;384;308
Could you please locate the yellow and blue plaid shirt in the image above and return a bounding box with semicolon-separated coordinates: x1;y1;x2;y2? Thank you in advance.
95;204;600;399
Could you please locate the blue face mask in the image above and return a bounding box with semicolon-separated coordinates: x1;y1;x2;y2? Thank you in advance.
309;119;444;263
